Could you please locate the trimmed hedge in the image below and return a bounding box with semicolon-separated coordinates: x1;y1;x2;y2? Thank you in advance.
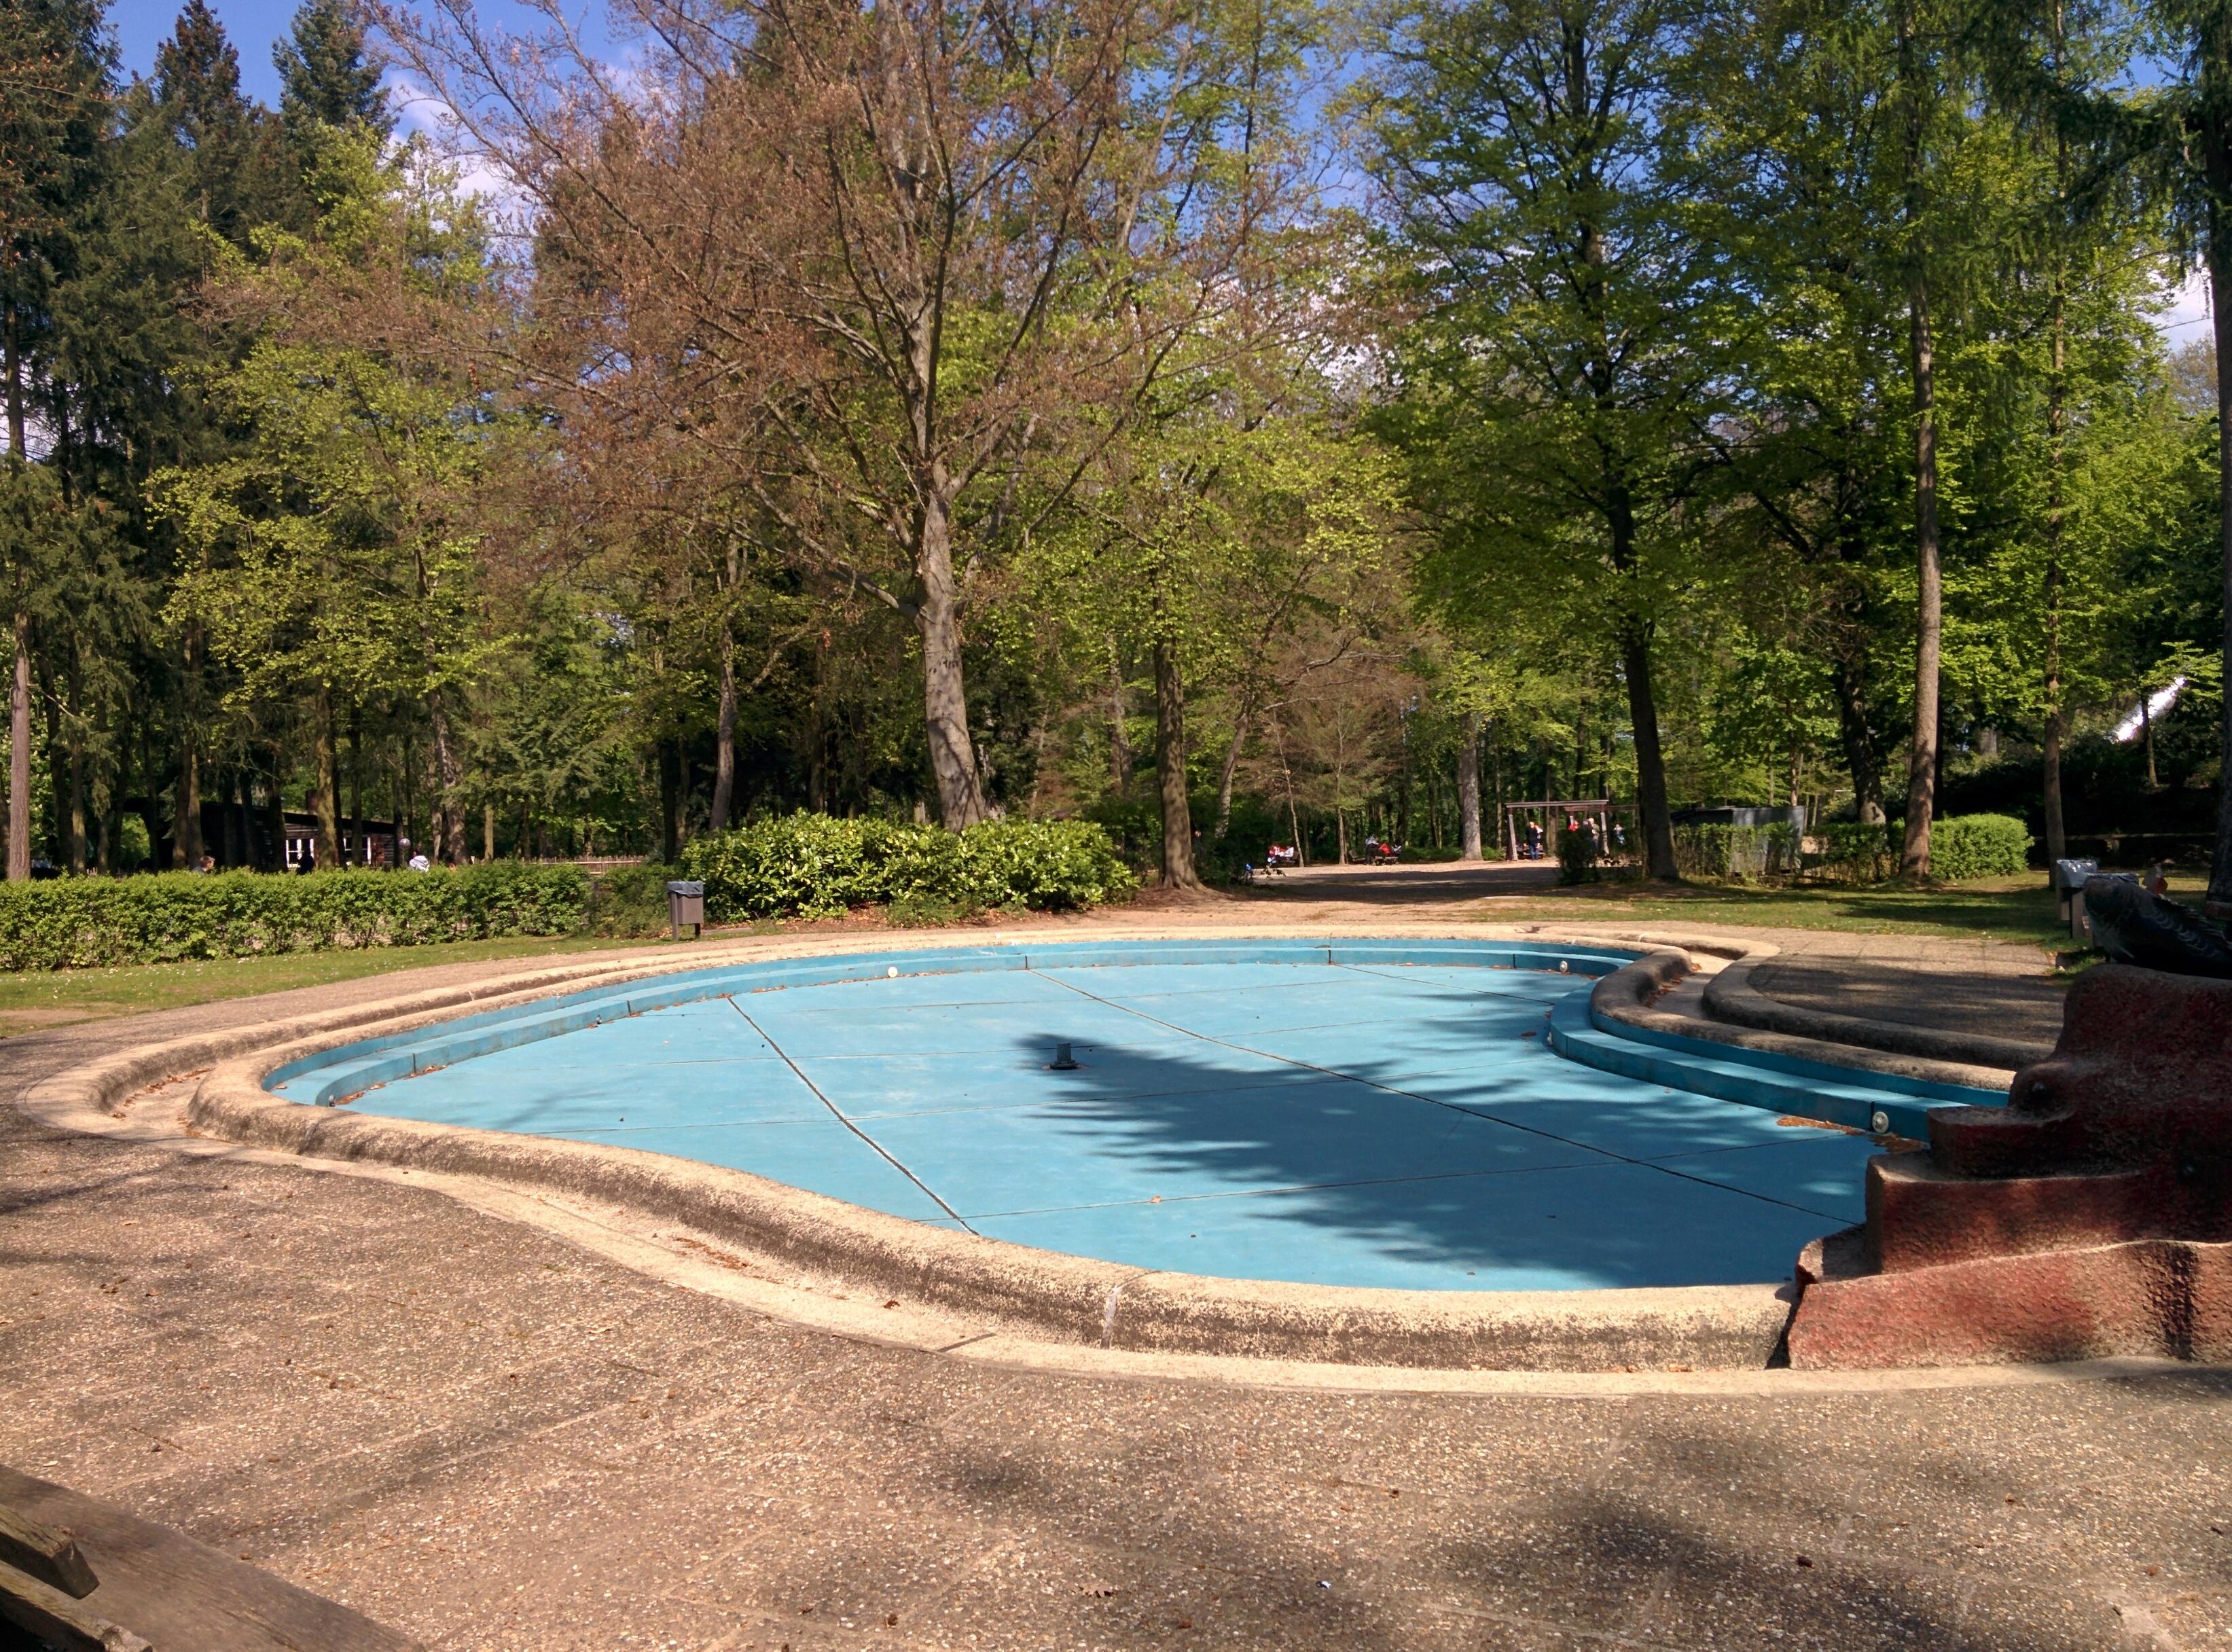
679;814;1136;921
1805;822;1892;884
1671;823;1798;883
583;862;681;937
0;863;590;971
1928;812;2032;880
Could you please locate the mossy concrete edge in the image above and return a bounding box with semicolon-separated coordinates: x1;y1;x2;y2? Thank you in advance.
26;924;1800;1373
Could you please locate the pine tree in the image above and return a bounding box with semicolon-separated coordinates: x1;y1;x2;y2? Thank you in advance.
276;0;389;139
151;0;281;249
0;0;109;881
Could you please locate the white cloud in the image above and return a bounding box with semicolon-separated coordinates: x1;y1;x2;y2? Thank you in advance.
2159;267;2212;342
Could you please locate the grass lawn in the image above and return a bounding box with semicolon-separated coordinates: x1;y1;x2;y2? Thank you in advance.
0;933;681;1037
1478;872;2211;956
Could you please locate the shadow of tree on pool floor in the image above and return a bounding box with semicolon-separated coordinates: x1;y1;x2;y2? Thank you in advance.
942;971;1872;1289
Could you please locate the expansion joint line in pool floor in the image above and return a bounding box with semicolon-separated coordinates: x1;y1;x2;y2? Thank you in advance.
1030;964;1852;1226
729;1001;977;1232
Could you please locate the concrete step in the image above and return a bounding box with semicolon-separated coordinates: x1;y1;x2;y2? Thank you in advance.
1545;992;2005;1141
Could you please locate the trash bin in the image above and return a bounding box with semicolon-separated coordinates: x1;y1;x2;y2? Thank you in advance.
2052;858;2098;939
666;880;705;940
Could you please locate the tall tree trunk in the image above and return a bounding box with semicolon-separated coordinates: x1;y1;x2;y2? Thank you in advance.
1457;712;1483;861
5;313;26;884
395;736;412;862
1600;459;1677;878
1618;617;1678;880
916;482;990;829
426;691;463;863
8;610;29;883
95;696;115;874
807;637;829;815
670;740;689;858
40;657;62;871
659;740;681;865
1829;654;1886;825
2208;178;2232;912
1153;639;1201;892
2041;11;2070;872
175;736;201;870
1898;0;1941;878
484;805;495;862
347;709;364;865
174;623;205;869
226;772;245;867
709;624;737;833
1275;723;1303;863
1108;648;1132;799
1212;721;1244;840
312;687;342;870
266;751;287;870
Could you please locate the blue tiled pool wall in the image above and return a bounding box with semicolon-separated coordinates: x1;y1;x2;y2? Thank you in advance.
266;939;1641;1108
272;941;1930;1291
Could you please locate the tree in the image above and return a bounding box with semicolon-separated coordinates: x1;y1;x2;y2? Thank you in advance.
0;0;108;880
276;0;390;139
2019;0;2232;911
386;0;1308;829
1041;411;1396;886
1367;0;1730;880
157;135;503;867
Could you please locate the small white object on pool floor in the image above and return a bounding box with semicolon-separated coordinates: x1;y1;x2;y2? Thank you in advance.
888;966;899;977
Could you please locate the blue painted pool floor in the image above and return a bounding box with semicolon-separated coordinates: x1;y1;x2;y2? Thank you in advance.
312;962;1873;1291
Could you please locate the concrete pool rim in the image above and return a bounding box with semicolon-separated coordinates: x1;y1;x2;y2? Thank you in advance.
23;925;2007;1373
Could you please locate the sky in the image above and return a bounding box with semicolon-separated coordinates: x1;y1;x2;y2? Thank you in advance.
116;0;323;106
113;0;2216;344
111;0;616;109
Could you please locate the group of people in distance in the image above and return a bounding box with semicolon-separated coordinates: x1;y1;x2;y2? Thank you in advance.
1515;816;1625;861
1256;837;1404;873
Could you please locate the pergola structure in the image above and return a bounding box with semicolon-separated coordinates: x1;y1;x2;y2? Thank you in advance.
1502;798;1636;861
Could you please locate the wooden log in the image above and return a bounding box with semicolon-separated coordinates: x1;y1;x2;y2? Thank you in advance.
0;1559;153;1652
0;1501;98;1597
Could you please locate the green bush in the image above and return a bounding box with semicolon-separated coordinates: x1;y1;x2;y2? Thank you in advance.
0;863;590;971
679;813;1136;921
1670;823;1793;882
1928;813;2032;880
1807;821;1892;884
583;862;681;937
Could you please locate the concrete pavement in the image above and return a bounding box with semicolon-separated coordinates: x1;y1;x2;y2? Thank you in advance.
9;899;2213;1652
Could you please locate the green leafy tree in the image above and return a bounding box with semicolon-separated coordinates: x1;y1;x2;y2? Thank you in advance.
1366;0;1739;879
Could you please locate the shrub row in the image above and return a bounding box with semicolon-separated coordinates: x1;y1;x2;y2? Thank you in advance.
0;863;590;971
1927;812;2032;880
679;814;1136;920
1805;822;1894;884
1795;815;2030;884
1670;823;1799;883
